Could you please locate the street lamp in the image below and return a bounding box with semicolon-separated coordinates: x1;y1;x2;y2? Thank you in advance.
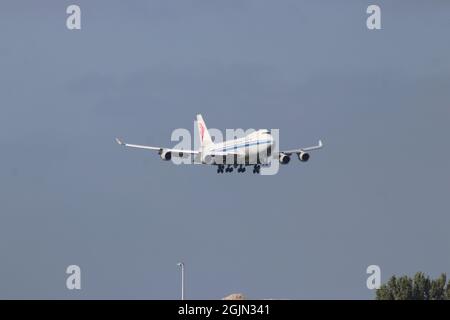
177;262;185;300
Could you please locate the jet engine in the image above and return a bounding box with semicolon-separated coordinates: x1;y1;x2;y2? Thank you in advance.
203;154;215;165
159;149;172;161
279;153;291;164
298;151;310;162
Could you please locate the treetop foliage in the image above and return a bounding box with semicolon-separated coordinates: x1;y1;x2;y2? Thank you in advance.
376;272;450;300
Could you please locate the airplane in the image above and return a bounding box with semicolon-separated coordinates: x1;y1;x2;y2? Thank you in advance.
115;114;323;174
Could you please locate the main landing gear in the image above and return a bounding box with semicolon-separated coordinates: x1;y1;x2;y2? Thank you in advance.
237;165;246;173
216;164;260;174
216;165;236;173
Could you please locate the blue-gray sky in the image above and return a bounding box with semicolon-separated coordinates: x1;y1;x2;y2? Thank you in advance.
1;0;449;299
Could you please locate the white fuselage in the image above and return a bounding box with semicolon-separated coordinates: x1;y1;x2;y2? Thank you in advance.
202;129;274;165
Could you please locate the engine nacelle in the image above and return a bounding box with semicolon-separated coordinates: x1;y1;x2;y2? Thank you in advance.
298;151;310;162
159;149;172;161
279;153;291;164
203;154;215;165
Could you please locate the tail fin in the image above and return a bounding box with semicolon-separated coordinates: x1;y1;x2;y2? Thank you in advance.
196;114;214;147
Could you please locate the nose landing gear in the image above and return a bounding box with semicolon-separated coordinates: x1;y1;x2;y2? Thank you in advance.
252;164;261;174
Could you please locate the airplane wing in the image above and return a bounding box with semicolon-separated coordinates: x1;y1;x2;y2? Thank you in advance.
115;138;199;155
279;140;324;155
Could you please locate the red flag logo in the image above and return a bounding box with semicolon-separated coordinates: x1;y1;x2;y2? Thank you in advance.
199;123;205;142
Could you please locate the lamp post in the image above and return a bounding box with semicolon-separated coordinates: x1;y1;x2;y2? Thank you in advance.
177;262;185;300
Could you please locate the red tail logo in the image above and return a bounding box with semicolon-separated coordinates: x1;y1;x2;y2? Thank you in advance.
199;123;205;142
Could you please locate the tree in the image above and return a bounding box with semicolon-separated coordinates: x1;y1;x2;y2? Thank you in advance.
376;272;450;300
430;273;447;300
